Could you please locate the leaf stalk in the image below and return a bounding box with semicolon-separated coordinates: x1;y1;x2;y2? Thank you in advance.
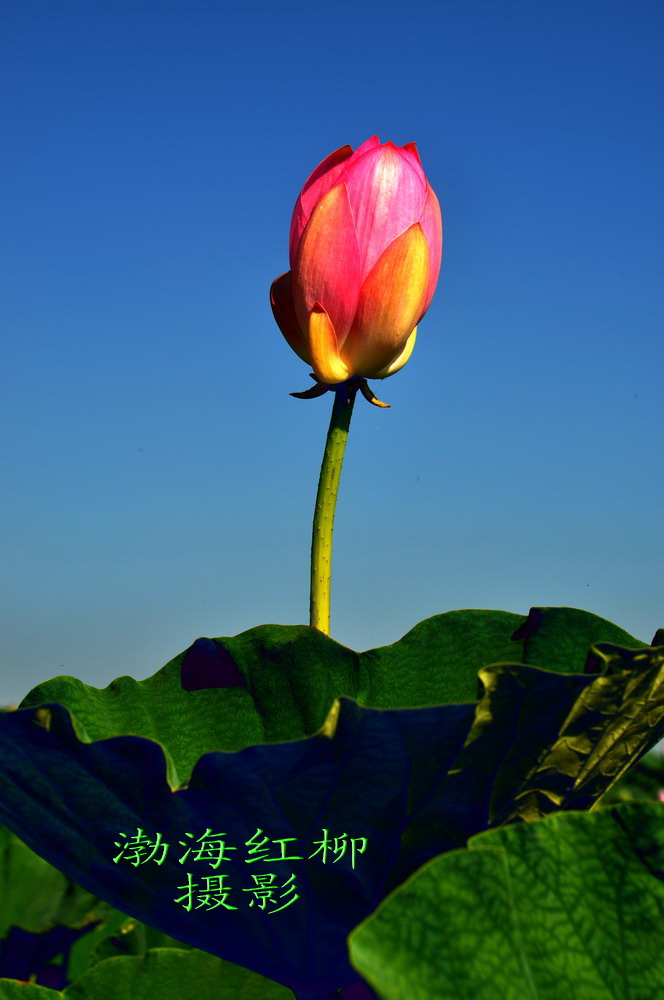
310;383;358;634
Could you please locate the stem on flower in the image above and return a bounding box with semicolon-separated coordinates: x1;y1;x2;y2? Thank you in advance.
310;382;358;635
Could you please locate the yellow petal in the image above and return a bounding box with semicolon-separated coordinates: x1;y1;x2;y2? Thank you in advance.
342;224;429;377
372;326;417;379
307;304;350;384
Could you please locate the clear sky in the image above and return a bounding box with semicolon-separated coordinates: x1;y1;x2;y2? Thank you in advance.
1;1;663;705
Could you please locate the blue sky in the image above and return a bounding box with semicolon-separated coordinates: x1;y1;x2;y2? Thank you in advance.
1;1;663;705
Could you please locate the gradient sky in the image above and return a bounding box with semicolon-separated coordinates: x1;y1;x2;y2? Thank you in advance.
2;1;663;705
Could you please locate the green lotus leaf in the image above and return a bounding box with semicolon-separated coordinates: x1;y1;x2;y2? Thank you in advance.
17;608;647;783
510;605;648;674
0;822;108;940
1;641;663;996
0;820;266;989
0;948;293;999
349;800;664;999
603;746;664;804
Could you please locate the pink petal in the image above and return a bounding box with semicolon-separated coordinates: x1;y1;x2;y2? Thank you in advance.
292;182;361;348
417;182;443;316
350;135;382;158
400;142;423;168
344;144;427;279
289;144;354;265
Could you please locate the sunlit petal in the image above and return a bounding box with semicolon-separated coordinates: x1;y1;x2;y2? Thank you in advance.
342;224;429;377
372;327;417;379
307;303;350;384
292;183;361;347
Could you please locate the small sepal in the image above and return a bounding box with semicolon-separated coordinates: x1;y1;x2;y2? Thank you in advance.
359;381;390;408
290;374;390;407
290;374;330;399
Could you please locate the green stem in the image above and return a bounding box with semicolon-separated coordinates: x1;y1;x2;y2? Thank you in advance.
310;382;358;634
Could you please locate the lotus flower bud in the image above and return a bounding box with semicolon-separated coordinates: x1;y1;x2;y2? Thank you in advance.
270;136;442;383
